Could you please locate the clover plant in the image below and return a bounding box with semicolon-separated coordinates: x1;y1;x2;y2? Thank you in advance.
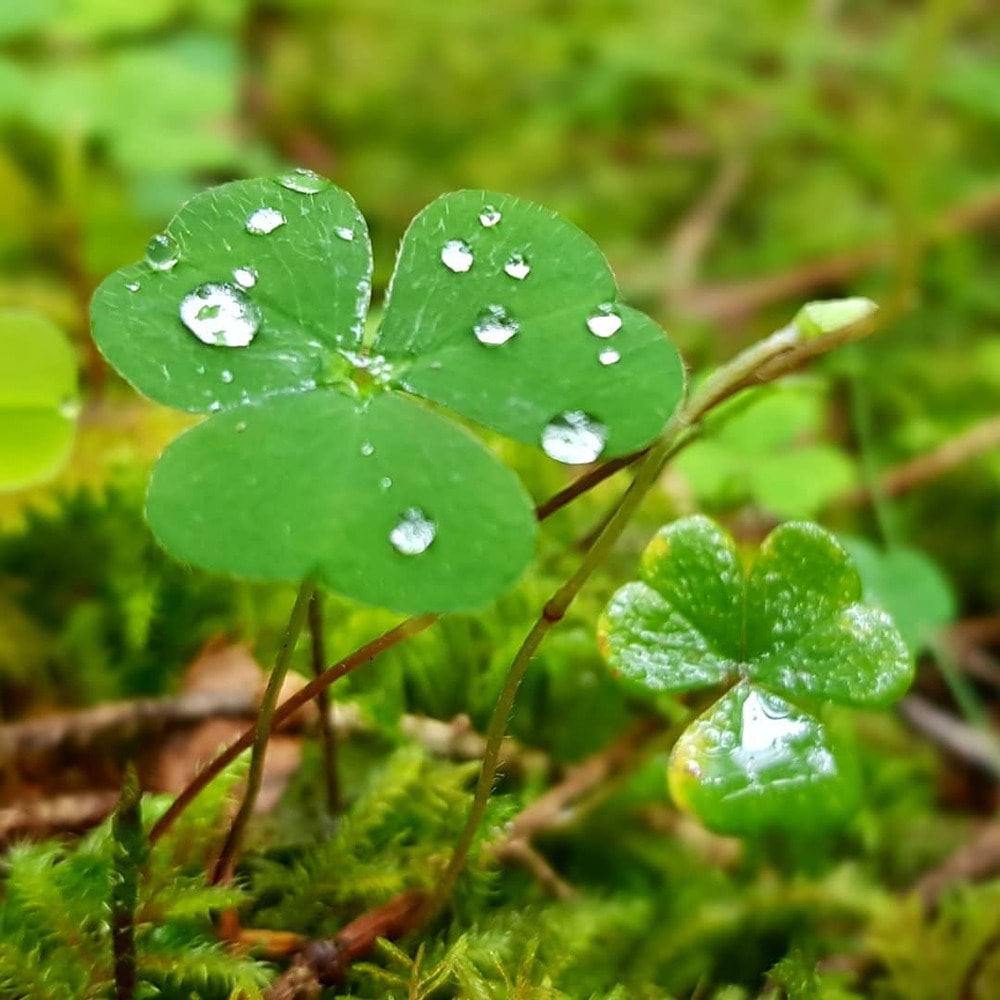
91;174;684;613
599;515;913;835
0;310;79;491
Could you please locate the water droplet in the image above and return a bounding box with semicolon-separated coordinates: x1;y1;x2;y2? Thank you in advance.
179;282;261;347
473;305;519;347
479;205;501;227
125;280;140;293
503;252;531;280
233;266;258;288
598;348;621;366
208;401;222;412
58;397;81;420
145;232;180;271
389;507;436;556
335;226;355;241
379;477;392;491
221;369;234;383
360;441;374;457
236;421;247;433
541;410;608;464
246;207;286;235
586;305;622;338
275;167;329;194
441;239;473;273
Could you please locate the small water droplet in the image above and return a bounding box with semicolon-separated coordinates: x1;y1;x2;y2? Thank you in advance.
145;232;180;271
586;305;622;338
335;226;355;241
208;401;221;412
441;239;474;273
236;421;247;433
233;266;258;288
389;507;436;555
221;369;234;384
275;167;330;194
58;397;81;420
541;410;608;464
379;477;392;491
598;348;621;366
360;441;374;457
125;280;140;293
503;252;531;280
479;205;501;227
473;305;519;346
246;207;286;235
179;282;261;347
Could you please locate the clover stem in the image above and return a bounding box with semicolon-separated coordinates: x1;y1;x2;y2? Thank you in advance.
211;579;314;885
308;589;342;814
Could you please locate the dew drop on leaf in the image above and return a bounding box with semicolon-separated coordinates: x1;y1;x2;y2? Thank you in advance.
473;305;519;346
541;410;608;464
360;441;374;456
233;266;258;288
380;476;393;491
479;205;502;227
275;167;330;195
335;226;355;241
389;507;436;555
441;239;474;273
598;348;621;366
221;370;234;383
145;232;180;271
125;280;140;292
246;207;287;235
179;282;262;348
503;252;531;280
586;305;622;338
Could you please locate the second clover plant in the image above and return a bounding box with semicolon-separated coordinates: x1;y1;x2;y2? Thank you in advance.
91;172;684;614
599;516;913;835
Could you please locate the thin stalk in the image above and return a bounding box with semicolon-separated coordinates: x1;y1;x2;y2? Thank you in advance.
309;590;341;814
211;580;314;884
111;764;145;1000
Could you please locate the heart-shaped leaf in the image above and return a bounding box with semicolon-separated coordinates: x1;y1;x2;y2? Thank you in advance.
91;177;684;612
668;682;859;835
380;190;685;459
599;515;912;834
0;310;79;491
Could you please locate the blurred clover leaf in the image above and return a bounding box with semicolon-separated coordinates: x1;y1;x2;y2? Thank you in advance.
0;310;79;491
674;380;855;518
599;515;912;835
838;536;956;655
91;176;684;613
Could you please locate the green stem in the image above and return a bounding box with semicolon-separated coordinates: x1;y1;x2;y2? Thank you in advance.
211;580;314;885
309;590;341;814
111;764;145;1000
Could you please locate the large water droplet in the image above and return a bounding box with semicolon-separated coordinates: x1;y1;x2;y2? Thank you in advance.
441;239;474;273
503;252;531;280
598;348;621;366
246;207;286;235
335;226;355;241
479;205;501;227
146;232;180;271
586;305;622;338
473;305;519;346
389;507;436;556
233;266;258;288
275;167;330;194
541;411;608;464
180;283;261;348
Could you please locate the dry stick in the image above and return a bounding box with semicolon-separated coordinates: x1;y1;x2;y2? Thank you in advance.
839;414;1000;507
211;580;314;885
422;309;883;921
308;591;341;814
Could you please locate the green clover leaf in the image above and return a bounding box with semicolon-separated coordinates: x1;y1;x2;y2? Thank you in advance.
599;515;913;835
91;176;684;613
0;310;79;491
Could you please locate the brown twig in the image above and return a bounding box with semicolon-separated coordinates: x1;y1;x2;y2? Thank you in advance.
898;695;1000;775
